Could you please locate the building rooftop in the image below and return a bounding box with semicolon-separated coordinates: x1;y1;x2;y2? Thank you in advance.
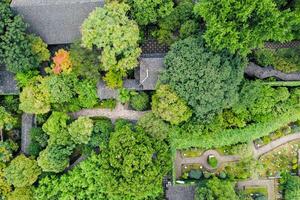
11;0;104;44
166;185;196;200
139;55;165;90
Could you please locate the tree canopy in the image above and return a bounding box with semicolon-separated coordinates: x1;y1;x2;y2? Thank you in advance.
4;154;41;188
194;0;298;55
81;2;141;88
160;37;246;122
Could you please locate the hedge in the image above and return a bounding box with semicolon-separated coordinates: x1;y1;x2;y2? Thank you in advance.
171;108;300;149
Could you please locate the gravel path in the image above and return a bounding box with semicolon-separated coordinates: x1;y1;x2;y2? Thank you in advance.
253;132;300;158
70;103;149;122
237;179;276;200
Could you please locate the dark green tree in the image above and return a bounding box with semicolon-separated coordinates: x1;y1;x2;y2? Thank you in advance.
160;37;246;122
195;177;239;200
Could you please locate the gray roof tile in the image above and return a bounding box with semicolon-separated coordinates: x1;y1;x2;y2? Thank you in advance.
11;0;104;44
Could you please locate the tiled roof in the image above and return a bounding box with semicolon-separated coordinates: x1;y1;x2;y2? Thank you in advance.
11;0;104;44
0;71;19;95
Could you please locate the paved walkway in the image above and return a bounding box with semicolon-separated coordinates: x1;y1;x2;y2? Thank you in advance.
253;132;300;158
21;113;35;155
237;179;276;200
69;103;149;122
175;150;240;178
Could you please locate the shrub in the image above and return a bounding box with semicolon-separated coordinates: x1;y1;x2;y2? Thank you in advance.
37;145;73;173
188;169;202;179
19;76;51;114
160;37;245;122
125;0;174;26
194;0;297;55
130;92;149;111
68;117;94;145
7;187;32;200
81;2;141;88
282;174;300;200
27;127;48;157
153;0;199;45
4;154;41;187
152;85;192;125
207;155;218;169
137;113;170;140
28;35;50;64
195;177;239;200
69;40;100;81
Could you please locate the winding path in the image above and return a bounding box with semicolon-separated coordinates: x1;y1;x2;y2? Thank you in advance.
69;102;149;122
253;132;300;158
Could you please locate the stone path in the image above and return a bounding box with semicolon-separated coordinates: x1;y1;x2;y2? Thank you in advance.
237;179;276;200
21;113;35;155
64;155;87;172
175;150;240;179
245;62;300;81
70;102;149;122
253;132;300;158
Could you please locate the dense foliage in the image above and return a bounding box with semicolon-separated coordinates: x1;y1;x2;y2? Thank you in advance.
152;85;192;125
194;0;299;55
19;74;98;114
0;2;49;73
282;174;300;200
129;91;149;111
34;123;170;199
171;81;300;149
81;2;141;88
153;0;199;45
253;47;300;73
161;37;246;122
4;154;41;188
195;177;239;200
126;0;174;26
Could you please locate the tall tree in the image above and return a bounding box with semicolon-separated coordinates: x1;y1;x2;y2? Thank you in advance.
81;2;141;88
160;37;246;122
4;154;41;187
194;0;298;55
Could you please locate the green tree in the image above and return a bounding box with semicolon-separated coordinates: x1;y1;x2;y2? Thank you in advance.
194;0;297;55
126;0;174;26
4;154;41;187
73;80;98;109
282;174;300;200
68;117;93;145
81;2;141;88
0;140;18;164
69;40;100;81
37;145;73;173
195;177;239;200
129;91;149;111
153;0;199;45
42;112;70;146
7;187;32;200
160;37;245;122
0;107;16;141
100;124;171;199
19;76;51;114
137;113;170;140
152;85;192;125
0;2;45;73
